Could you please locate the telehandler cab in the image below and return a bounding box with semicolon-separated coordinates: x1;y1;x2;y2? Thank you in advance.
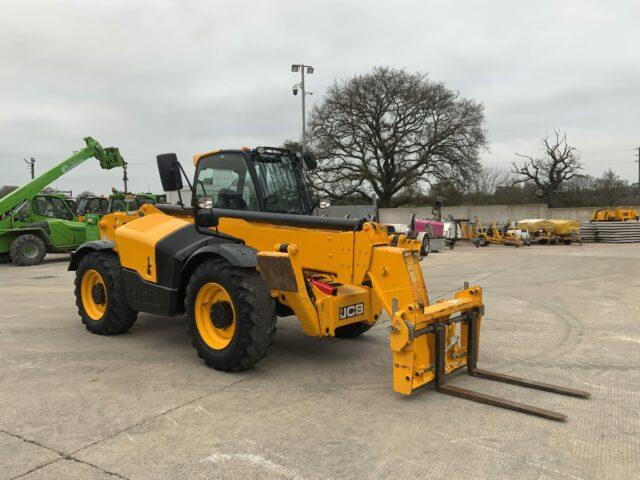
70;146;589;421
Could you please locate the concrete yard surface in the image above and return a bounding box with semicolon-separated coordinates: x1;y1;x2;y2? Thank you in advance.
0;243;639;480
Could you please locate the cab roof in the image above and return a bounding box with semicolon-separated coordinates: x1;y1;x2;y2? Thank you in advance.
192;147;299;166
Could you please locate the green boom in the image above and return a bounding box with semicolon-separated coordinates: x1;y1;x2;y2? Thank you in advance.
0;137;125;266
0;137;125;217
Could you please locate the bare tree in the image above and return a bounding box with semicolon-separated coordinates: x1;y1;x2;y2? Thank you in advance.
0;185;18;198
470;165;515;205
512;130;582;205
307;67;487;206
77;190;96;198
593;169;628;206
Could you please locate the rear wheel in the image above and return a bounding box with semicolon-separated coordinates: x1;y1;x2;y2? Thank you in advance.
334;321;372;338
75;251;138;335
10;234;46;266
185;258;276;372
0;253;11;264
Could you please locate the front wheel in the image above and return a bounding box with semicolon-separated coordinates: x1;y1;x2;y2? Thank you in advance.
185;258;276;372
10;234;46;266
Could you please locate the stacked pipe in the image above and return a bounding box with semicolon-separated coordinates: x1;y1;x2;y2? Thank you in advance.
580;221;640;243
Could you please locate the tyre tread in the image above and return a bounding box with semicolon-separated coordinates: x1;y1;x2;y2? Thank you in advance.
9;234;46;266
74;251;137;335
185;258;276;372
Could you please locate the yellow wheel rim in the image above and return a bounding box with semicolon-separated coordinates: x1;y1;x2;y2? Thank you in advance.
195;282;236;350
81;269;107;321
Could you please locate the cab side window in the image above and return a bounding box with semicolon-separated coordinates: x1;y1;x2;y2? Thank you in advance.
31;196;73;220
196;153;257;211
111;198;125;212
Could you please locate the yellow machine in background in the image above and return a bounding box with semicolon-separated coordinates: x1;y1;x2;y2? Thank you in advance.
548;219;581;245
591;207;639;222
451;218;479;241
517;219;555;244
475;222;525;247
69;146;588;420
517;219;581;245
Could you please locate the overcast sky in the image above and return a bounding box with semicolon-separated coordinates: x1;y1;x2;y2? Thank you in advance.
1;0;639;195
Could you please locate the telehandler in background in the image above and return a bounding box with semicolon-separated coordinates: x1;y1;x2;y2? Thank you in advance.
0;137;125;265
108;189;160;213
76;196;110;221
77;190;164;224
69;146;589;421
590;207;639;222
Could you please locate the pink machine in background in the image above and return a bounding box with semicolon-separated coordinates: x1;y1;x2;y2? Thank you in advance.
414;218;446;256
386;198;453;256
413;197;455;255
415;219;444;237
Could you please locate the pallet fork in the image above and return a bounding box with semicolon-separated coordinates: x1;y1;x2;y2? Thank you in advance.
430;310;590;421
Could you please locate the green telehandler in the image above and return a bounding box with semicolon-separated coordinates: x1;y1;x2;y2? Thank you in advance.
79;190;162;226
0;137;125;266
107;189;160;213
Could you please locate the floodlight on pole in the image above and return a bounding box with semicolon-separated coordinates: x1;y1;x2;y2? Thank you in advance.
290;63;314;153
636;146;640;203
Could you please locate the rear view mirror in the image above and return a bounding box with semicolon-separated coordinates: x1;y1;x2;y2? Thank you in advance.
303;153;317;170
157;153;184;192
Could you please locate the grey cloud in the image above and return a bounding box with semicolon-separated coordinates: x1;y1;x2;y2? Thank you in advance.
1;0;638;195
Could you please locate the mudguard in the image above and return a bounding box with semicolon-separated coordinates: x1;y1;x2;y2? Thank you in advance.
68;240;115;271
181;243;258;276
120;242;258;317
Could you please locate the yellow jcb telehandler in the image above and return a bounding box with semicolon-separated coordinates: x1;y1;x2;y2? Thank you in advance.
69;146;588;421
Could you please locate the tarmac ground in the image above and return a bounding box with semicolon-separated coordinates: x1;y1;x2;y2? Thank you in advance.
1;242;639;479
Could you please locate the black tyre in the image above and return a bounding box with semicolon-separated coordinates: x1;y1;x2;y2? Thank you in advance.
421;235;431;256
185;258;276;372
0;253;12;264
334;321;372;338
9;234;46;266
478;236;488;247
75;251;138;335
